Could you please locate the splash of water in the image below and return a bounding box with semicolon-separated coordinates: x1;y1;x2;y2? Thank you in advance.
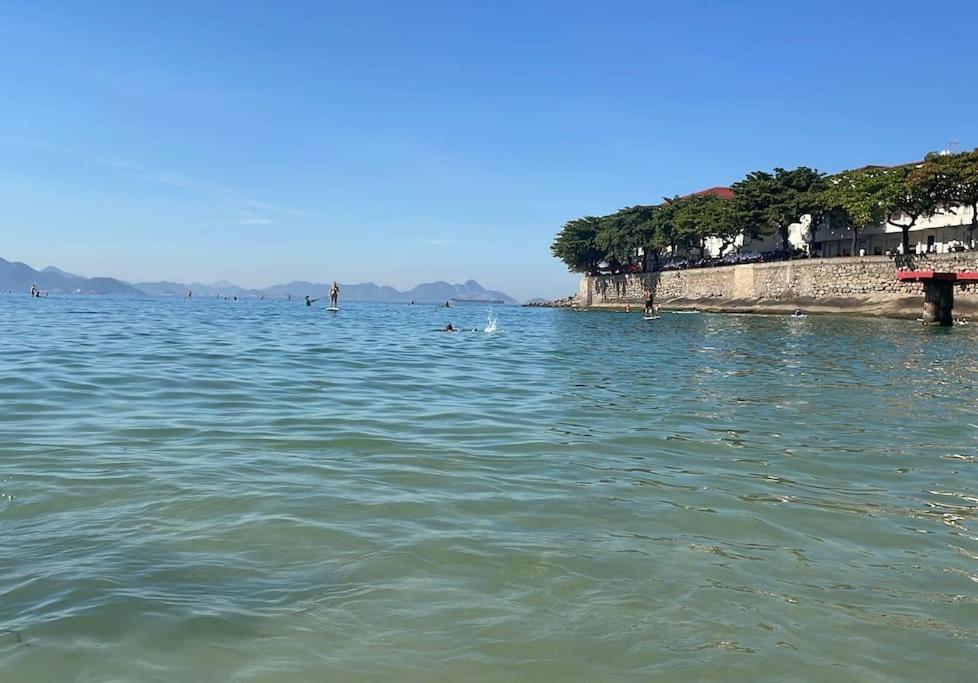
484;309;497;333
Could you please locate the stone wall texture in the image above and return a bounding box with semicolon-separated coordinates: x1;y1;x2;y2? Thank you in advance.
578;254;978;310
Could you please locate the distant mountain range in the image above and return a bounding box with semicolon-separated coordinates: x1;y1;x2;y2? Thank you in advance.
0;256;517;304
135;278;517;304
0;257;142;295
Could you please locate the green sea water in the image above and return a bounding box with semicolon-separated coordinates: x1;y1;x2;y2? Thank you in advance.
1;295;977;682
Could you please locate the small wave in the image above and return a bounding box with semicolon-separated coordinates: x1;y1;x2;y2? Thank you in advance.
484;309;498;333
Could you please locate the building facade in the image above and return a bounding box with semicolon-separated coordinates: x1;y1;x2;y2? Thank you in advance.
810;206;976;257
695;188;976;260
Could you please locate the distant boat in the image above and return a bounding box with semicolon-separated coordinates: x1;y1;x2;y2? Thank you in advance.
450;296;504;304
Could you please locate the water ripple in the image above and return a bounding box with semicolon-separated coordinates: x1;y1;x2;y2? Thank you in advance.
1;296;977;680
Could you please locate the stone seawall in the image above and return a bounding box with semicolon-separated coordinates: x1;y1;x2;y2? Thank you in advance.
578;254;978;318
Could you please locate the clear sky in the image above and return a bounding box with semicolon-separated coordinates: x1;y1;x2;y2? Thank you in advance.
1;1;975;301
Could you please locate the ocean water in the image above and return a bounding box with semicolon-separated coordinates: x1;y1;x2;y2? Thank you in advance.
1;295;977;682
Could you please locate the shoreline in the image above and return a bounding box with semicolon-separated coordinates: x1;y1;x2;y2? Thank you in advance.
605;295;978;319
568;255;978;321
538;294;978;320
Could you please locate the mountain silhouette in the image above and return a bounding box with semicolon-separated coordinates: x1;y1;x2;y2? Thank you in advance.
0;257;141;294
2;256;516;303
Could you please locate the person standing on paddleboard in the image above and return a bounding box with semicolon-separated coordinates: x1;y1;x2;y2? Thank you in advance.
329;282;340;308
644;287;655;317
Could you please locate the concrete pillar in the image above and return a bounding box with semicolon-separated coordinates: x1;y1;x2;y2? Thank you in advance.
578;276;593;307
922;280;953;326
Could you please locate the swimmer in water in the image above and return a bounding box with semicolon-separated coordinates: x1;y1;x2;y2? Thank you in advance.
443;323;456;332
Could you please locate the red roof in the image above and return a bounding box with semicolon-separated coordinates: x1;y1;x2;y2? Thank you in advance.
684;186;734;200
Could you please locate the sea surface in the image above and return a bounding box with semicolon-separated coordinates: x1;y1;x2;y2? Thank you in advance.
2;295;977;682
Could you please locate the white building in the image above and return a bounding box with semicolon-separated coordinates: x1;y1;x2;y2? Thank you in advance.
696;185;977;260
810;206;976;257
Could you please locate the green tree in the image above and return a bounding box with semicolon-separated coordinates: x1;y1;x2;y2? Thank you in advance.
923;149;978;246
819;167;888;256
667;194;744;258
595;212;635;272
671;195;709;258
596;205;657;272
732;167;826;255
550;216;604;273
648;197;682;261
626;205;660;271
879;163;940;255
700;194;748;255
615;205;659;271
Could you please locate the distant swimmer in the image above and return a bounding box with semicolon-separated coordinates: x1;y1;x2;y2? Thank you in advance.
29;284;37;298
329;281;340;308
304;295;323;307
442;301;451;308
443;323;456;332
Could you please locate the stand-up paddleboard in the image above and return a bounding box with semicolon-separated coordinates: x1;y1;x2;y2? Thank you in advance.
326;306;339;312
643;315;661;321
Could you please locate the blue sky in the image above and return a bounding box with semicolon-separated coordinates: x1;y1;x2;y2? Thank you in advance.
1;1;975;300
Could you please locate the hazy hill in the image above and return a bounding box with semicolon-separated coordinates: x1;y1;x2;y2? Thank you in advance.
261;281;404;301
402;280;515;304
42;265;84;282
0;257;141;295
263;279;516;303
134;280;265;298
2;256;516;303
132;281;193;296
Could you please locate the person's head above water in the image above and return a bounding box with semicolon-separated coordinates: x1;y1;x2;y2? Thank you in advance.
444;323;456;332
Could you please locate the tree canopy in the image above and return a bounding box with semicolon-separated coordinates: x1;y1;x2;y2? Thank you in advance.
879;165;941;254
731;167;825;253
819;167;889;254
550;151;978;274
922;150;978;241
550;216;604;273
